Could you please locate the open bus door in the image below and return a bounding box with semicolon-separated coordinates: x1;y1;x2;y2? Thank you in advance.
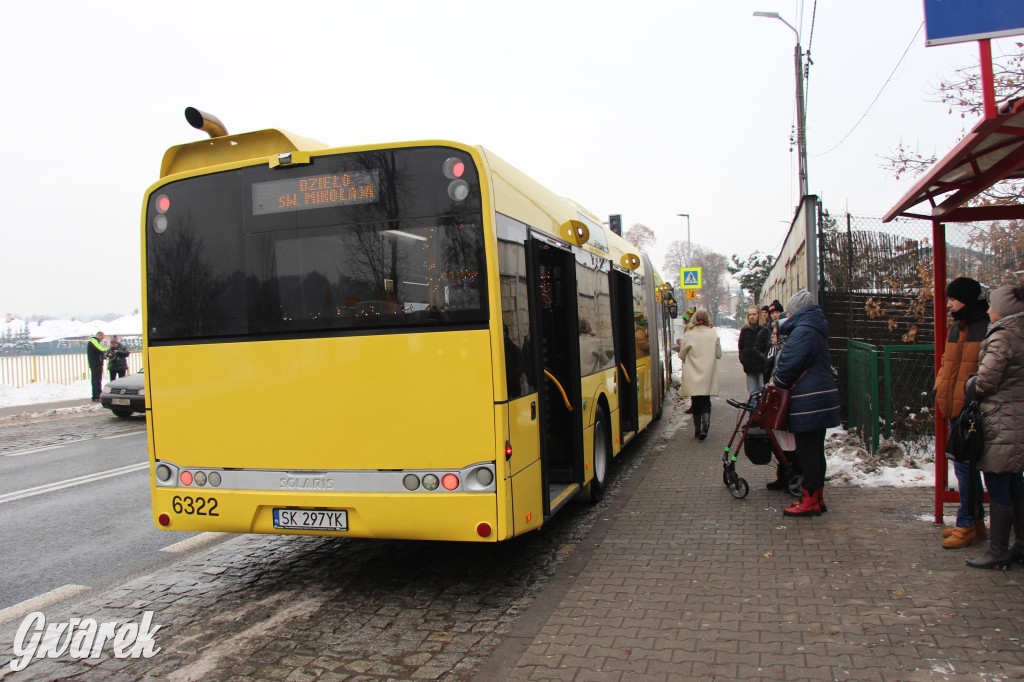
610;268;639;439
526;236;584;519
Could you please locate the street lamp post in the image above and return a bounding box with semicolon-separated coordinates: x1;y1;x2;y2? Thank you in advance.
753;11;808;199
677;213;691;265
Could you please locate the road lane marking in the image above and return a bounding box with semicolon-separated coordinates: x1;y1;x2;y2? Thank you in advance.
0;463;149;505
101;432;145;440
1;431;144;457
0;584;91;626
160;533;229;553
1;445;66;458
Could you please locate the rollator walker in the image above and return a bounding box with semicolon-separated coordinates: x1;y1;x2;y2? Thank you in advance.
721;389;803;499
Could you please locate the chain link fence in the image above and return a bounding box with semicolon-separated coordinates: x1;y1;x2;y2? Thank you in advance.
820;213;1024;453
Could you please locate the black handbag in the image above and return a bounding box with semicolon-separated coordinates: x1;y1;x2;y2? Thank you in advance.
945;400;983;464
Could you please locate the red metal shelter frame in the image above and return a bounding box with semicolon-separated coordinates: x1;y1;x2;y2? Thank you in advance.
884;88;1024;523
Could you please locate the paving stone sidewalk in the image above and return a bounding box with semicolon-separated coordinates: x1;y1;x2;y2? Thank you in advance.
478;364;1024;682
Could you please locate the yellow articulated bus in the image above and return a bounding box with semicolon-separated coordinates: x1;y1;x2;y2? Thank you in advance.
144;108;674;542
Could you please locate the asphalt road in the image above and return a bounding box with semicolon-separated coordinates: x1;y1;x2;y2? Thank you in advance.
0;427;209;612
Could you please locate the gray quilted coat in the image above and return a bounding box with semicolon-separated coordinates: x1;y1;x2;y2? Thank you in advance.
974;313;1024;474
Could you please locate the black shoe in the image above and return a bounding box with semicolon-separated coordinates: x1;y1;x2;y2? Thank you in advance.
766;479;786;490
91;397;99;402
683;405;694;414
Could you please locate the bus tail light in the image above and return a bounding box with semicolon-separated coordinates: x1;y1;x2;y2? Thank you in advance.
441;474;460;491
443;157;465;179
476;523;491;537
158;514;171;527
505;441;513;460
179;471;193;486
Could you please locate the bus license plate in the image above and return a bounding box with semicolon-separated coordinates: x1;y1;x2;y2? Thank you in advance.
112;398;131;406
273;509;348;531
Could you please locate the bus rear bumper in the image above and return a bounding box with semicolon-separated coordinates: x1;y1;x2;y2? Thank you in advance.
151;488;501;542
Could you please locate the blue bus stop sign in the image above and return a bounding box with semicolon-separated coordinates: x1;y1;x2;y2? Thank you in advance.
924;0;1024;46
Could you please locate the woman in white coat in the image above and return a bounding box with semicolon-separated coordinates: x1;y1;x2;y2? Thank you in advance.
678;309;722;440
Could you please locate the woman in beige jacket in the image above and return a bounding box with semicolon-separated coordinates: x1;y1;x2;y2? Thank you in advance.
678;309;722;440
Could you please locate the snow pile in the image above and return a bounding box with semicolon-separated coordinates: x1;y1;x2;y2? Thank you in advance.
825;428;933;488
0;380;92;408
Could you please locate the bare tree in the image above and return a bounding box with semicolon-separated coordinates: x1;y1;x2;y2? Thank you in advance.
880;42;1024;205
623;223;656;253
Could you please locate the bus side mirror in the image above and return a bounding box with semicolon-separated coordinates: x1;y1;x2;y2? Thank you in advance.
669;305;678;319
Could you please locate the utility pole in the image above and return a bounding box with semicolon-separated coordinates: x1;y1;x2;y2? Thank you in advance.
754;11;809;199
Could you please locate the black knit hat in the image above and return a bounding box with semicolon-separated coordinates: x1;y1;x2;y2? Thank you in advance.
768;300;784;313
946;277;981;304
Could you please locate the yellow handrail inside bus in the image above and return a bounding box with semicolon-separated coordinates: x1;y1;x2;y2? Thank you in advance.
543;370;573;412
619;363;632;383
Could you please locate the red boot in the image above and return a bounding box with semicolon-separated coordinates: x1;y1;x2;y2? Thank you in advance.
817;488;828;513
783;489;821;517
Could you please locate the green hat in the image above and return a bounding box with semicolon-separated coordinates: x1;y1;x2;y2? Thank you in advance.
681;306;697;322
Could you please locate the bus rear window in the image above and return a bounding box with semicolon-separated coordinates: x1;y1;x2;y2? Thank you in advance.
146;147;487;341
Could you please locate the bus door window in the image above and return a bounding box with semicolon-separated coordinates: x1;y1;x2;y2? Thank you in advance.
530;240;582;486
610;269;638;433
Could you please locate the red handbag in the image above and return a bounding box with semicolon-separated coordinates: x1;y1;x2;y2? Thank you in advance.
752;361;816;430
752;384;790;430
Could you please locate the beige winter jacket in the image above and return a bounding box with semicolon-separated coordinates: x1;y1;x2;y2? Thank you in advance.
974;313;1024;474
678;325;722;397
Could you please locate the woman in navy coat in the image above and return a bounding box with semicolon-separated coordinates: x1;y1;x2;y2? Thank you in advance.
769;290;841;517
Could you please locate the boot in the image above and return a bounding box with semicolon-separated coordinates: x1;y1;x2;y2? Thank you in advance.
698;412;710;441
942;520;987;539
816;488;828;513
942;525;978;549
966;503;1013;570
1012;499;1024;565
783;489;821;517
692;412;701;438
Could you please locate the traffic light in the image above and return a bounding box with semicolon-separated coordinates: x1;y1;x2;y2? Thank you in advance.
609;214;622;235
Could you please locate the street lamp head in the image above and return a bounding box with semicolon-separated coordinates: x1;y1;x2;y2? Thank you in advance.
753;11;779;18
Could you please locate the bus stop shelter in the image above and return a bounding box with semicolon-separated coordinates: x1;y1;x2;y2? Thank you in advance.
883;95;1024;522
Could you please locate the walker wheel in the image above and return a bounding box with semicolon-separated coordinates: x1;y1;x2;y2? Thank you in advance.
728;477;749;499
787;474;804;498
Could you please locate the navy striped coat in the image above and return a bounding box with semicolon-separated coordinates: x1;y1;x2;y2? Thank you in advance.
770;305;841;433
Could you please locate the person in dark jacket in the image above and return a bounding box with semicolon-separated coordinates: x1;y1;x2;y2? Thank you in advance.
965;285;1024;570
762;300;785;385
107;335;130;382
769;291;841;517
933;277;989;549
738;305;770;397
87;332;108;401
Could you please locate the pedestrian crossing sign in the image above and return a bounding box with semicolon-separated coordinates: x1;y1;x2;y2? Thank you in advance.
680;267;702;289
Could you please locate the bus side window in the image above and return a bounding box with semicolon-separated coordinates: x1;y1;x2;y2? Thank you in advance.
497;220;535;398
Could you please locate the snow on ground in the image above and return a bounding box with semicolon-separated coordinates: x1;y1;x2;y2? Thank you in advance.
0;380;93;408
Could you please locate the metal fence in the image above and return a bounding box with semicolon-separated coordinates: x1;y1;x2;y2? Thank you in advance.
846;340;936;455
821;213;1024;451
0;352;143;388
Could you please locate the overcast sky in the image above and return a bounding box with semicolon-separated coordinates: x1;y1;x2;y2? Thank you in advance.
0;1;1013;316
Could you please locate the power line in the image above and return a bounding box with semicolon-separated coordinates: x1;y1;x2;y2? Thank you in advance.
812;22;923;157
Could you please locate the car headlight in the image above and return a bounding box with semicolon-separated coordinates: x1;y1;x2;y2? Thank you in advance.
101;385;111;394
138;388;145;397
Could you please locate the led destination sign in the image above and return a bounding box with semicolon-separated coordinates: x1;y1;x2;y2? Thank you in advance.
252;170;380;215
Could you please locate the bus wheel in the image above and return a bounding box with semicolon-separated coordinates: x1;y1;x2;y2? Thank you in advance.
584;405;610;503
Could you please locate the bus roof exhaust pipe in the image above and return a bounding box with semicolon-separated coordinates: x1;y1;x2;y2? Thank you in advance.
184;107;228;138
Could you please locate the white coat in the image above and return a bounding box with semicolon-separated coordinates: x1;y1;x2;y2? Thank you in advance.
678;325;722;397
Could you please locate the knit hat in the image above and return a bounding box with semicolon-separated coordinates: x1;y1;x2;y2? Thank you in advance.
989;285;1024;317
785;290;815;315
945;277;981;304
768;299;784;314
761;305;770;314
681;306;697;323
